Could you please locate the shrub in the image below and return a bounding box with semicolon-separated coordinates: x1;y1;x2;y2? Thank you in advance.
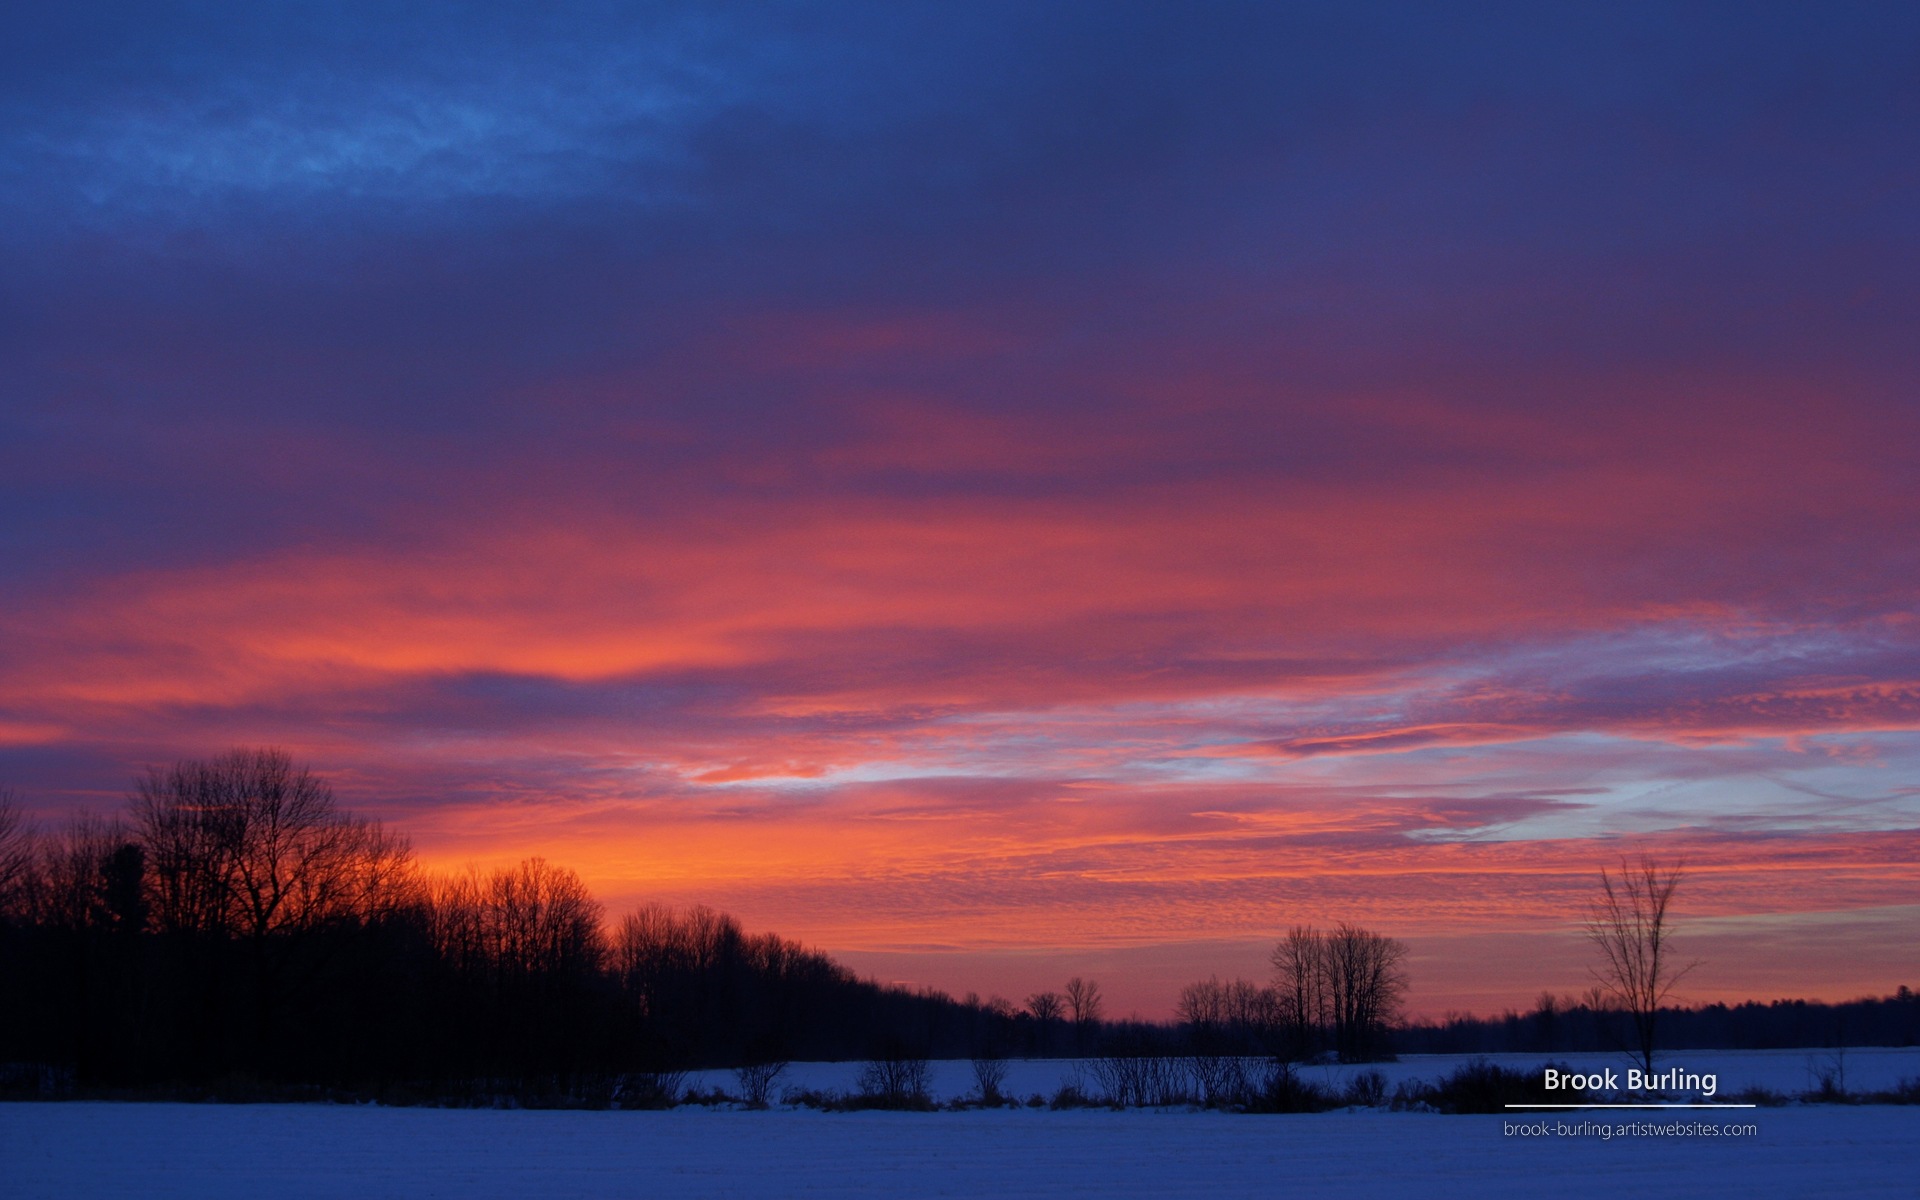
1249;1059;1338;1113
612;1070;688;1109
1091;1055;1191;1108
1806;1051;1851;1103
1185;1056;1263;1108
1868;1077;1920;1105
855;1046;933;1109
971;1055;1010;1105
779;1085;836;1110
1342;1069;1388;1108
735;1061;788;1109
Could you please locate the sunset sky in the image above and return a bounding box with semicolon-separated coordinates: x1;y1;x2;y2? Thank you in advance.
3;3;1917;1017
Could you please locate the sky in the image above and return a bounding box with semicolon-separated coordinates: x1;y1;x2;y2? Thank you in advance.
2;2;1917;1018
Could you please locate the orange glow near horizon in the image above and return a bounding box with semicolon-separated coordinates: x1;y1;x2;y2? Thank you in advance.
7;454;1920;1018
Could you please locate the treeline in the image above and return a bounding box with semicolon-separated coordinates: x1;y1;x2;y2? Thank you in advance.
1143;924;1411;1064
1399;988;1920;1056
0;751;1026;1093
6;751;1909;1100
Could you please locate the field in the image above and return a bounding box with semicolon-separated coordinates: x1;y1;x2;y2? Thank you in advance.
688;1045;1920;1104
6;1050;1917;1198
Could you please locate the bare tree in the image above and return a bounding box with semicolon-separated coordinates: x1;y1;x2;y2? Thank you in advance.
1531;990;1561;1053
1064;976;1103;1051
1025;989;1064;1055
1270;925;1328;1060
0;788;31;919
1179;975;1279;1056
1064;976;1103;1024
1271;924;1406;1062
1321;923;1408;1062
1587;854;1696;1075
481;856;606;982
1178;976;1231;1038
133;748;415;940
32;813;145;933
136;758;237;937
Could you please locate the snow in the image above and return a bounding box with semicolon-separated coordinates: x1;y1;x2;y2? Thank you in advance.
688;1046;1920;1104
4;1049;1916;1199
6;1102;1917;1198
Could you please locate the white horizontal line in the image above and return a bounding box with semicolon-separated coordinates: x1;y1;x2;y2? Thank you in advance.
1504;1104;1758;1109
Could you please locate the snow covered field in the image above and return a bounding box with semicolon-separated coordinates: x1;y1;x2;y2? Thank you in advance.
7;1101;1918;1198
5;1050;1917;1200
688;1046;1920;1104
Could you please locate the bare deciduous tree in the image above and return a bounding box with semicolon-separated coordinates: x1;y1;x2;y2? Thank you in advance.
433;857;605;986
1064;976;1103;1025
484;856;606;981
1322;923;1409;1062
1270;925;1328;1060
32;814;144;933
0;789;31;918
1270;923;1407;1061
1587;854;1696;1075
1064;976;1103;1051
133;748;415;940
1024;989;1065;1055
1178;975;1279;1056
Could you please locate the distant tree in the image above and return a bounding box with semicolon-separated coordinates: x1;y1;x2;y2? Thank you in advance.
1587;855;1696;1075
1064;976;1103;1024
1178;975;1279;1056
1271;924;1406;1061
0;789;31;920
1270;925;1328;1059
1322;923;1408;1062
482;856;605;982
1531;991;1561;1053
1023;989;1063;1055
1064;976;1103;1051
32;814;145;933
613;902;746;1054
132;748;414;940
1178;976;1229;1033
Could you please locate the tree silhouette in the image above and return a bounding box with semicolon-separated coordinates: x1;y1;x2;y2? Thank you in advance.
0;789;31;921
1322;923;1408;1062
1270;926;1327;1060
1064;977;1103;1052
1269;923;1406;1061
1025;990;1063;1054
132;748;413;940
1587;854;1696;1075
